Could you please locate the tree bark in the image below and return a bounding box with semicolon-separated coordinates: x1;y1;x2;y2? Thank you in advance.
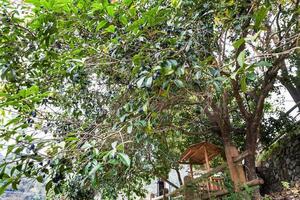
279;62;300;111
244;121;262;199
208;91;247;190
244;121;260;181
281;80;300;111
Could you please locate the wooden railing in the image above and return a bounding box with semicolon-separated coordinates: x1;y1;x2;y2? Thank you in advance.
208;177;225;191
166;163;228;199
201;179;264;200
150;163;263;199
150;150;263;199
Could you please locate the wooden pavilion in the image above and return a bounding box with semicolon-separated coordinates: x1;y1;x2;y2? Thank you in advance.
179;142;221;177
151;142;264;200
179;142;225;191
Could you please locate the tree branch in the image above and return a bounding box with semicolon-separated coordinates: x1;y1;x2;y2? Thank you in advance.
231;80;250;120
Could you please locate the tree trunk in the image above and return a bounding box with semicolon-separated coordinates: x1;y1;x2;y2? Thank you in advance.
279;62;300;111
245;123;261;200
245;153;257;180
220;124;247;191
280;79;300;111
245;155;261;200
245;125;258;180
223;141;247;189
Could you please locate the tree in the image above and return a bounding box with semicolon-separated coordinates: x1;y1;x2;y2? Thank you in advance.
0;0;299;199
279;52;300;111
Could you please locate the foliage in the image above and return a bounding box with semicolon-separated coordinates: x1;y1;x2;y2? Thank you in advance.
45;175;96;200
0;0;299;199
261;113;298;148
281;181;290;190
258;126;299;162
222;170;254;200
262;195;272;200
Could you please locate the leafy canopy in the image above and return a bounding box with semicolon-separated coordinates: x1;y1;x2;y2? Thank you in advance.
0;0;299;199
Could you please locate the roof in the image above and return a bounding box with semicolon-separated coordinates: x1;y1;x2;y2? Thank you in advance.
179;142;222;165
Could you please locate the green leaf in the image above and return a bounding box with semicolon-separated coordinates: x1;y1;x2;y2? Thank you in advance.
0;186;6;196
37;176;43;183
106;6;115;17
6;145;15;158
12;180;18;190
5;116;21;127
246;72;256;81
14;147;23;155
185;39;193;52
120;114;128;122
65;137;79;142
132;54;142;66
254;7;268;30
129;7;136;17
163;67;174;76
54;185;60;194
119;15;128;25
152;66;161;71
209;68;220;77
194;71;201;80
233;38;245;49
142;101;148;113
10;167;16;177
16;164;22;171
96;20;107;31
256;61;272;68
241;76;247;92
91;2;103;12
25;0;42;6
169;59;178;66
174;79;184;88
111;141;118;150
214;77;226;82
213;81;221;92
81;142;92;150
105;25;116;33
127;124;133;134
88;163;101;177
124;0;133;6
137;76;145;88
29;85;39;95
145;77;153;88
108;159;118;165
118;153;130;167
45;181;52;193
0;173;10;179
117;143;125;151
0;179;12;195
237;50;246;67
176;67;184;76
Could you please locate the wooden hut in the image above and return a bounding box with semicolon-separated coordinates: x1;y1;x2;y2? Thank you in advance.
179;142;225;191
151;142;264;200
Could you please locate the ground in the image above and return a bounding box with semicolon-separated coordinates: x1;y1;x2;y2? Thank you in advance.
262;185;300;200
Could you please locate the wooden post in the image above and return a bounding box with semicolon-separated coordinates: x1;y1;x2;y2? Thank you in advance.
190;164;194;179
230;146;246;183
224;145;246;191
204;146;211;171
204;146;211;199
